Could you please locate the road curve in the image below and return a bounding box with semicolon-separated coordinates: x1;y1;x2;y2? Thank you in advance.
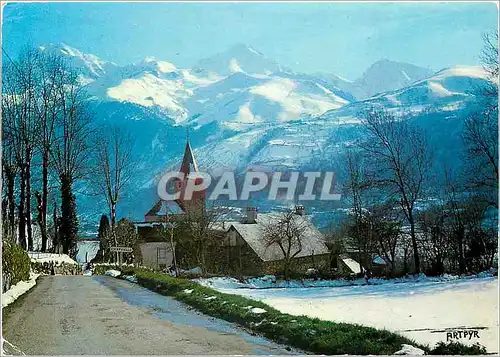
2;275;296;355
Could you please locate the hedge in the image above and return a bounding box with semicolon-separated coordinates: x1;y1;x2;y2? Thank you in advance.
2;242;30;293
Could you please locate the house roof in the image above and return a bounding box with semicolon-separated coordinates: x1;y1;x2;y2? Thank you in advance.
228;213;329;262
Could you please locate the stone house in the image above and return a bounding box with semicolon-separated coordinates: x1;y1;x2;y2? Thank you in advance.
219;206;330;276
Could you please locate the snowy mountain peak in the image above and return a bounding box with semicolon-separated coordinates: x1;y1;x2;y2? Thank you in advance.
40;43;117;80
355;59;434;98
194;44;287;76
143;56;156;63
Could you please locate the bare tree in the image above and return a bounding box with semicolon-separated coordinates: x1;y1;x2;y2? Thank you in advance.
262;210;308;280
93;126;134;252
34;52;67;252
160;203;179;276
462;32;499;206
1;125;18;241
50;64;93;255
417;203;449;275
176;203;232;275
360;108;431;273
2;48;41;250
462;110;498;201
115;218;140;264
343;149;370;273
370;203;401;276
479;32;498;111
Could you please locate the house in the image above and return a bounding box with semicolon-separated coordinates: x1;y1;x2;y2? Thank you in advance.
220;206;330;276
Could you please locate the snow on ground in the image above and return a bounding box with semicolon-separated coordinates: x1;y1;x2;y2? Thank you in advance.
105;270;122;277
394;344;425;355
76;240;100;263
1;272;38;354
196;271;495;290
1;338;25;356
124;275;138;283
28;252;78;265
197;276;499;353
2;272;40;308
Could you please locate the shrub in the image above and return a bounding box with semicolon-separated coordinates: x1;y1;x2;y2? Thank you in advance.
429;341;487;355
2;242;30;292
31;261;81;275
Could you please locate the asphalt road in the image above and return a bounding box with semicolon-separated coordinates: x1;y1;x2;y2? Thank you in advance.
2;275;296;355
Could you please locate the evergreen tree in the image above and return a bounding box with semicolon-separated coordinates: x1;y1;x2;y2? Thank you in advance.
96;214;111;262
60;174;78;256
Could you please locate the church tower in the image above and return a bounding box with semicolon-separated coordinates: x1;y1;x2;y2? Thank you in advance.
174;138;206;214
143;138;206;222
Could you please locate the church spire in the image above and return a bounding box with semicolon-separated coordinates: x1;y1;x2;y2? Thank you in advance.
179;136;198;176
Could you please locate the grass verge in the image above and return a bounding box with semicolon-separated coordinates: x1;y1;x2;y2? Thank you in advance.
96;266;487;355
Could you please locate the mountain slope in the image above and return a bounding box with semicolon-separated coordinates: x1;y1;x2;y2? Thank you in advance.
354;59;434;98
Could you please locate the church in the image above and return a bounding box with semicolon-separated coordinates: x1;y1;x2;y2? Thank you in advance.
133;138;332;275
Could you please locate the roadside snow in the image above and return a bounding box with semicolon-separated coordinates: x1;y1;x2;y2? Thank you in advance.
394;344;425;355
105;270;121;277
2;272;40;308
28;252;78;265
1;338;25;355
196;270;496;290
124;275;138;283
250;307;266;314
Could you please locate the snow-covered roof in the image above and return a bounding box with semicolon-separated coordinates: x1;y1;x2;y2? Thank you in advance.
341;257;362;274
228;213;329;262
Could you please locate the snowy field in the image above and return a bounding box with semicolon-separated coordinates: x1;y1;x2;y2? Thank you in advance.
199;276;499;353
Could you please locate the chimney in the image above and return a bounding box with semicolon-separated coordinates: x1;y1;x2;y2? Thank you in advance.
295;205;305;216
246;206;257;224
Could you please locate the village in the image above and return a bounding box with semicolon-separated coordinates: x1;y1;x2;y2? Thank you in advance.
2;2;498;355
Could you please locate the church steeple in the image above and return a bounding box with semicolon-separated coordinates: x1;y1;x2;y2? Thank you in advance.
143;136;205;222
179;139;199;176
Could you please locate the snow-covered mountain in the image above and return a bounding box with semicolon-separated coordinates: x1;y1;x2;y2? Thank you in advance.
354;59;434;98
36;43;495;229
41;43;118;83
44;43;351;125
193;44;288;76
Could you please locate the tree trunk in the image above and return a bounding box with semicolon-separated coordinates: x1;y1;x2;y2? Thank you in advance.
169;228;179;276
283;259;290;281
110;202;118;262
457;227;466;274
2;198;8;238
26;159;33;251
35;192;44;248
40;151;49;252
5;165;16;238
52;202;59;252
18;165;27;250
409;215;420;274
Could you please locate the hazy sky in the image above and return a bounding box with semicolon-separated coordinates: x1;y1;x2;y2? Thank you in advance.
2;2;498;79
